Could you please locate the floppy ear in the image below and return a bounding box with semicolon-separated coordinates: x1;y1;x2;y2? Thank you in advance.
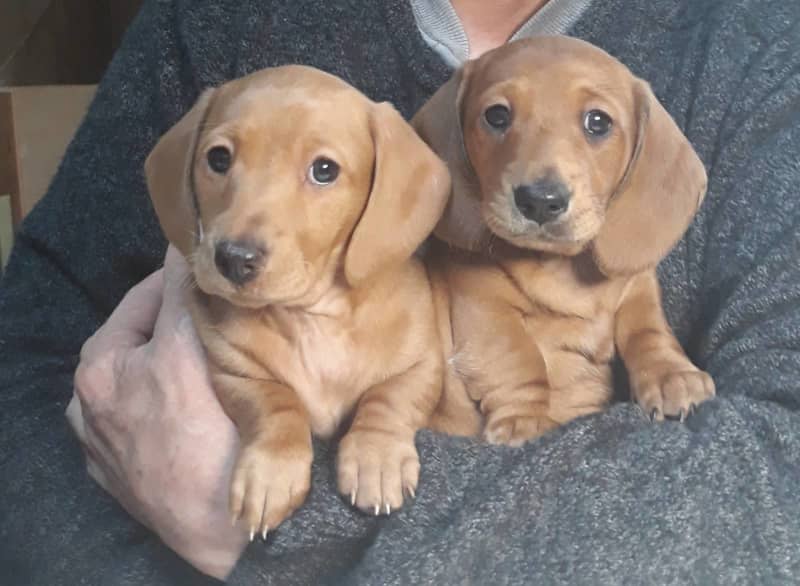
591;80;707;276
145;88;216;257
412;64;490;251
411;67;469;172
344;102;451;287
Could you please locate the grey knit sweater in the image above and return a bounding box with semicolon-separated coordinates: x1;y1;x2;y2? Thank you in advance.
1;1;799;585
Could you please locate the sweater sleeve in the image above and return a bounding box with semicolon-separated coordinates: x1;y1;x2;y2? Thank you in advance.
695;31;800;410
0;2;223;584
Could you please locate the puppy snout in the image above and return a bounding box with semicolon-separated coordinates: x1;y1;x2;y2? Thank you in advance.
214;239;267;286
513;179;571;225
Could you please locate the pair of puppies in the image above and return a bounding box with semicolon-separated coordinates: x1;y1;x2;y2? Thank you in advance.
145;36;714;538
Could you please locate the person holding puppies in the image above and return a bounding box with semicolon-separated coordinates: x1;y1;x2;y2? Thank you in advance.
1;0;799;584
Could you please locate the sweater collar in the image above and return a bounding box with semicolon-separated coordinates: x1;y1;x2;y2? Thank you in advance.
407;0;594;67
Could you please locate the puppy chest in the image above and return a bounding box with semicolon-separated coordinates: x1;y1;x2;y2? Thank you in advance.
278;322;371;437
506;259;623;376
447;262;618;391
524;310;615;387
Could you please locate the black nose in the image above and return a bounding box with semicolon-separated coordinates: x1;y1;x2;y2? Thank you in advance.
214;239;266;286
513;179;571;225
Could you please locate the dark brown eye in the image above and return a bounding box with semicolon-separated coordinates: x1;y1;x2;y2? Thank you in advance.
484;104;512;131
207;146;232;174
583;109;613;137
309;157;340;185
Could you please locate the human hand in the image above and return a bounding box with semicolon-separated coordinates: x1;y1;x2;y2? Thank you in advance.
67;246;247;579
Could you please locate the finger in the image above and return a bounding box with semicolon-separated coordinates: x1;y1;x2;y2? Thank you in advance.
67;385;124;475
81;268;165;357
153;245;194;338
74;400;122;475
101;269;165;342
67;394;126;498
65;395;87;443
66;394;109;469
73;414;116;492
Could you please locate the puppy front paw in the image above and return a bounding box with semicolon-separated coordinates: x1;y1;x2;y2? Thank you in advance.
337;430;419;515
633;368;715;422
229;440;312;540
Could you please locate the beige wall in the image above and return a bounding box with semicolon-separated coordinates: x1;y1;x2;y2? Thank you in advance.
0;0;142;270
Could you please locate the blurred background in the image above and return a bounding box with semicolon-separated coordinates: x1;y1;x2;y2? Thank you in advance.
1;0;143;270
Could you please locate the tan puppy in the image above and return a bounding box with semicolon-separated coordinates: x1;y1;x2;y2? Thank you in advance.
145;66;449;537
414;36;715;445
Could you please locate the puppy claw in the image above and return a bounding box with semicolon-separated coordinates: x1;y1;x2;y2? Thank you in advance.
338;431;419;518
261;527;269;541
635;369;714;423
249;529;255;543
406;485;416;500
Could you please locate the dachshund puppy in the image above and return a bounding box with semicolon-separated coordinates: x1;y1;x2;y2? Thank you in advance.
146;66;449;537
414;36;715;445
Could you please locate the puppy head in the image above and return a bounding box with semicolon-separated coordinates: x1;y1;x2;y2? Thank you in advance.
146;66;450;308
415;36;707;275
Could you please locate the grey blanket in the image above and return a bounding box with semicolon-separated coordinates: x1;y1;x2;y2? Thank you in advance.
1;1;799;584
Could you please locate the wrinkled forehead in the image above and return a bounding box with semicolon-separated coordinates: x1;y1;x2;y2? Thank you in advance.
202;72;372;149
467;41;636;108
